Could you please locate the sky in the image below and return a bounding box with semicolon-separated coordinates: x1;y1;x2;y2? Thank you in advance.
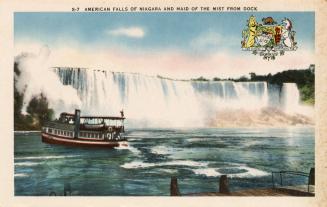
14;12;315;79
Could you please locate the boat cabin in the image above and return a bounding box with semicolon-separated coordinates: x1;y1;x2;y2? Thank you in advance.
42;109;126;141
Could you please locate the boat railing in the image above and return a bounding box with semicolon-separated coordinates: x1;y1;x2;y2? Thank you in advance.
79;124;124;131
271;168;314;192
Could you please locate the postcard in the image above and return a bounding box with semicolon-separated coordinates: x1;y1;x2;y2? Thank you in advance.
0;0;326;206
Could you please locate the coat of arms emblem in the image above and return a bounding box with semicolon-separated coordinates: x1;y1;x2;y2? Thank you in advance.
241;15;297;60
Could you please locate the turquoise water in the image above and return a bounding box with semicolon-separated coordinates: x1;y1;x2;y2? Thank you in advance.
14;127;314;196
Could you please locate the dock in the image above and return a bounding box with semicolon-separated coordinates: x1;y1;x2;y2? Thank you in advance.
170;168;315;196
184;187;314;196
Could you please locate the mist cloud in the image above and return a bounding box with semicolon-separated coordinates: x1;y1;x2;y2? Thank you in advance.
15;45;82;115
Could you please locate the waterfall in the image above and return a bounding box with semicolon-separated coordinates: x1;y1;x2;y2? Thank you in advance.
54;67;273;127
281;83;300;113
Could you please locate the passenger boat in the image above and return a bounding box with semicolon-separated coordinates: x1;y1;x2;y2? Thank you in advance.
41;109;127;148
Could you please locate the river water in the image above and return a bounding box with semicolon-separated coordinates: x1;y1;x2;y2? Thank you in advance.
14;127;314;196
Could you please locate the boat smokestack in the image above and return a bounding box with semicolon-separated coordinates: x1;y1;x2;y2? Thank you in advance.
74;109;81;138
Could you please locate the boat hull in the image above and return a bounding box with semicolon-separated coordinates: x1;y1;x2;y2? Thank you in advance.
41;133;127;148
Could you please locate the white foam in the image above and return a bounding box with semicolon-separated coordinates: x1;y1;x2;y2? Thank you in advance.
114;144;141;155
193;168;221;177
151;145;173;155
15;162;39;167
159;169;178;174
15;155;80;160
121;161;156;169
235;166;269;178
166;160;207;167
126;138;138;141
14;173;29;177
190;163;269;178
121;160;207;169
225;166;269;178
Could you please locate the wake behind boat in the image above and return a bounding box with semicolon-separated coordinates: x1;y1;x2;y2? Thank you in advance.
41;109;127;148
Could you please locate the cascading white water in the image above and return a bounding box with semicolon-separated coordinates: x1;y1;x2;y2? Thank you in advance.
55;68;270;127
281;83;300;113
14;48;313;127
